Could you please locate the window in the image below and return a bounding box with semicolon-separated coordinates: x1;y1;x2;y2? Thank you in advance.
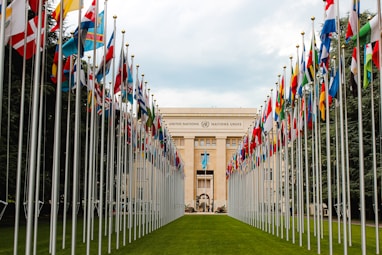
198;179;210;188
195;138;215;147
173;137;184;147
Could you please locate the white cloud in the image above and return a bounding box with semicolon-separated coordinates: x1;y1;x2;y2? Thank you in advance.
72;0;377;109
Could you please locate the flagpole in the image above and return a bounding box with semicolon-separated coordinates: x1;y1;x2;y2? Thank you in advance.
71;2;84;252
108;15;118;254
355;7;367;255
303;80;311;251
98;1;108;253
283;65;290;242
34;9;49;252
0;0;8;139
341;45;352;247
376;1;382;252
62;61;73;250
115;29;126;250
333;64;341;245
88;1;100;252
313;51;320;254
368;53;380;254
13;1;30;253
25;0;45;253
377;3;382;234
128;55;135;244
292;44;299;245
323;56;333;255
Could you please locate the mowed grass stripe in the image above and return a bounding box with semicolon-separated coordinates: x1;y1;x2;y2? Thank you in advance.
122;215;311;255
2;215;381;254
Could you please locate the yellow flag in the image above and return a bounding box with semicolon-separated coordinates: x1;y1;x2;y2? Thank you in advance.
51;0;82;31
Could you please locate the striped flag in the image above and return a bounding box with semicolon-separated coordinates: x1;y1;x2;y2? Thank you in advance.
95;32;115;82
51;0;82;32
345;0;359;41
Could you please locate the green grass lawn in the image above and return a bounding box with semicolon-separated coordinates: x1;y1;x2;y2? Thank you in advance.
0;214;381;254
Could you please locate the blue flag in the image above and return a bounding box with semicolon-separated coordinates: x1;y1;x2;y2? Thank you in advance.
84;10;104;51
63;11;104;57
202;151;208;170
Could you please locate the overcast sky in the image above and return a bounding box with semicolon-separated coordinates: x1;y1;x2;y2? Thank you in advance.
65;0;376;109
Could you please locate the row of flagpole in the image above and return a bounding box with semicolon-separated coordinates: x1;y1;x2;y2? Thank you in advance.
227;0;382;254
0;0;185;254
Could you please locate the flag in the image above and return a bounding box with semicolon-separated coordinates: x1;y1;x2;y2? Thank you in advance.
51;0;82;32
321;0;336;35
291;105;298;141
10;12;45;59
114;45;127;94
307;93;314;129
345;0;359;42
319;0;336;71
72;60;86;89
62;1;98;57
302;35;319;86
253;119;262;148
298;97;305;131
329;68;339;98
319;82;333;121
80;0;96;29
95;32;114;82
275;75;285;122
28;0;47;15
127;64;134;104
290;60;298;105
134;73;141;117
61;56;74;91
2;0;27;43
145;89;153;130
352;14;380;46
319;33;331;71
201;151;208;170
51;44;59;84
372;41;380;69
298;43;306;96
350;47;358;97
151;103;156;136
364;43;373;89
262;97;273;133
83;10;104;51
138;83;148;123
319;83;326;121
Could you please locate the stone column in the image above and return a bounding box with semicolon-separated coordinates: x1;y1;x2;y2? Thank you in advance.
184;136;195;208
215;136;227;209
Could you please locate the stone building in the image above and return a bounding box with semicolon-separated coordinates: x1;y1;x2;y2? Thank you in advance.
160;108;257;212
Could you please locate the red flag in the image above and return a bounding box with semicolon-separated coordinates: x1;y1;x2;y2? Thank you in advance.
10;13;45;60
28;0;46;14
372;41;380;70
114;47;128;94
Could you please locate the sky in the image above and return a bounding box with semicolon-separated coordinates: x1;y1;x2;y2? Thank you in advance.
64;0;376;109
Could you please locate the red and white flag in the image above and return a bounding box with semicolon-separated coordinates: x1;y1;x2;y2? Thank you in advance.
10;12;45;59
262;97;273;133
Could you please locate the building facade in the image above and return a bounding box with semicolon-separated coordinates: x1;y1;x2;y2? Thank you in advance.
160;108;257;212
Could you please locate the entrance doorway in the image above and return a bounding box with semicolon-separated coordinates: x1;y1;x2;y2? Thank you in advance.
196;170;214;212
